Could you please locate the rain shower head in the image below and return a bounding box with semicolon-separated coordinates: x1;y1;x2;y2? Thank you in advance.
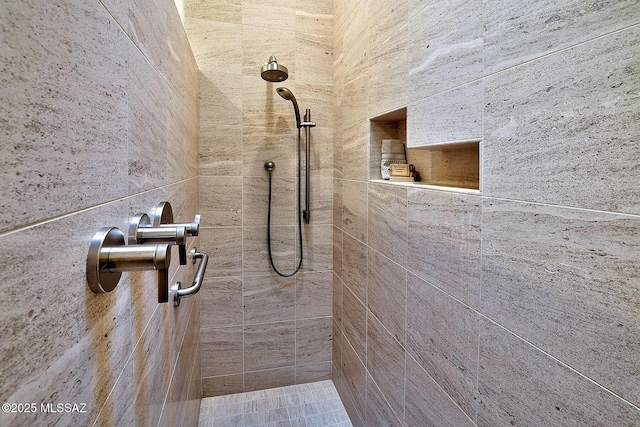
261;56;288;82
277;87;301;128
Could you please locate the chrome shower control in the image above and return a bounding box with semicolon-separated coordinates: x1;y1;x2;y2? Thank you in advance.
86;227;172;303
129;212;188;265
151;201;201;236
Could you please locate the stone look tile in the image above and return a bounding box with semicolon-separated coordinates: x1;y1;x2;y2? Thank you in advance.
342;66;369;127
244;366;295;391
365;374;402;426
200;276;243;329
333;274;344;327
200;176;243;227
199;124;243;176
241;125;298;178
407;0;482;102
2;0;198;425
295;33;333;85
167;83;200;183
407;273;479;418
128;43;170;193
306;175;334;225
202;374;244;398
484;27;640;214
368;182;408;266
478;319;640;427
407;80;483;147
333;323;345;386
296;271;334;319
408;189;482;308
244;274;296;324
340;337;366;423
302;224;334;272
243;226;298;277
333;127;344;180
367;249;406;346
333;227;344;280
296;318;333;366
200;71;243;127
244;322;296;372
0;198;130;425
366;0;408;50
366;314;405;419
333;178;343;228
342;234;368;302
367;26;408;119
243;168;291;220
481;199;640;404
201;327;244;378
342;286;367;363
341;10;368;73
405;355;475;427
296;0;333;37
128;307;178;427
483;0;640;74
0;0;129;231
296;362;333;384
342;121;369;181
342;180;368;243
184;0;242;23
199;227;243;277
408;0;429;18
184;19;242;75
242;0;296;31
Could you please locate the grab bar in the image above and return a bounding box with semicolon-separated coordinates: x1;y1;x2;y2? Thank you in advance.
171;248;208;307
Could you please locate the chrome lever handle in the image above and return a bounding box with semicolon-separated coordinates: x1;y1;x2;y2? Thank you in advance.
129;213;188;265
171;249;209;307
87;227;172;303
160;214;200;237
152;201;200;236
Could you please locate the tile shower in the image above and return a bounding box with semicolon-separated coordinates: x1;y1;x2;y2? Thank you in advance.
1;1;638;427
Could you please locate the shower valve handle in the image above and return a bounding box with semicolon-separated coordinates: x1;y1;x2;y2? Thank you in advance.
87;227;172;303
161;214;200;237
129;213;188;265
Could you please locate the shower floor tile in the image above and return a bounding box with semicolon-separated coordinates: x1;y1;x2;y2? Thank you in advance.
199;380;352;427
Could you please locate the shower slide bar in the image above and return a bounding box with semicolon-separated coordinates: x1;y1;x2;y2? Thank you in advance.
301;109;315;224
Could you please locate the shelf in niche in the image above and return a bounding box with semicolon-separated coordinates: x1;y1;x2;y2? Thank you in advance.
369;108;481;191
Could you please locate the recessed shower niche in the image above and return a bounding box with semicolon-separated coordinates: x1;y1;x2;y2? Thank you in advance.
369;108;481;191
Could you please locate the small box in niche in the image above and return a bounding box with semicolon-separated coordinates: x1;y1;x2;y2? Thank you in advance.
389;163;410;177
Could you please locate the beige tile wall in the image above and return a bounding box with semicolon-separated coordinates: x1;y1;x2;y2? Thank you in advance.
333;0;640;426
0;0;201;426
183;0;335;397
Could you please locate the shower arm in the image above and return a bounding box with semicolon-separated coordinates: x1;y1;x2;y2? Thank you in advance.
300;109;315;224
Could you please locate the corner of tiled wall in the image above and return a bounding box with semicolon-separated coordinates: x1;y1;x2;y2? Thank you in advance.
0;0;201;425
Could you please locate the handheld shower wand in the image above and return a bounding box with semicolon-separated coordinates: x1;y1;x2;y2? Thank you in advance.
276;87;301;128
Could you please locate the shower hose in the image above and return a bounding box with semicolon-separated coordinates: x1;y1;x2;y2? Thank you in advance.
265;127;303;277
